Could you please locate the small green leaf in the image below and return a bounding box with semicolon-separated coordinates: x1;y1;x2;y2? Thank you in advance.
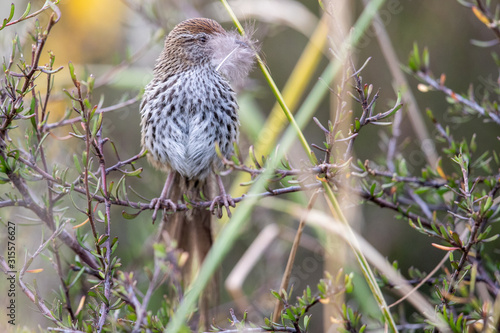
423;46;429;70
271;290;282;301
123;168;143;177
73;154;82;174
122;210;140;219
304;315;311;329
482;234;499;243
450;231;462;247
97;235;109;246
82;151;87;167
20;2;31;19
483;196;493;213
413;42;420;69
0;4;15;30
68;61;77;85
354;118;361;132
408;42;420;72
88;74;95;94
231;154;240;165
84;98;92;112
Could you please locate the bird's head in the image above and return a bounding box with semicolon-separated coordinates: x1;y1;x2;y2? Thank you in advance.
156;18;256;86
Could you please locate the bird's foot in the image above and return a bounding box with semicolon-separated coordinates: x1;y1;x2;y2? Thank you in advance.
209;194;235;218
150;197;177;223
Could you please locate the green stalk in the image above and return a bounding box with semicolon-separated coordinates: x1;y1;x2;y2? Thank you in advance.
323;185;397;331
165;0;397;331
280;0;398;329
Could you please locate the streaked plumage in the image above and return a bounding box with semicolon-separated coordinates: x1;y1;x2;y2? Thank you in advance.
139;18;255;329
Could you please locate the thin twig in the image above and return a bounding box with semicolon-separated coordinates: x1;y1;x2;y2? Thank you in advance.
417;71;500;124
18;223;69;324
0;0;61;30
94;128;112;333
44;96;140;130
272;190;321;322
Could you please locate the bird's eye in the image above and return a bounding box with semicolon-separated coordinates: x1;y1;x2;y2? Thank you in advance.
198;34;208;43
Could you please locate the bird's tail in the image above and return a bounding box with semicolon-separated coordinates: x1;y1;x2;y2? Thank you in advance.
162;171;217;329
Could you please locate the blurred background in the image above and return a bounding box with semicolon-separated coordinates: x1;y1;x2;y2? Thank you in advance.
1;0;499;331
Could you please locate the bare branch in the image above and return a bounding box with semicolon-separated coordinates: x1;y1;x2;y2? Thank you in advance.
44;96;140;130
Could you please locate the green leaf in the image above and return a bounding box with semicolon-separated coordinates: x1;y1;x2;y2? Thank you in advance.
482;196;493;214
414;187;430;195
111;237;119;251
73;154;82;174
0;4;15;30
97;235;109;246
95;288;109;306
450;231;462;247
439;225;448;239
304;315;311;329
357;159;366;171
413;42;420;69
122;168;143;178
345;276;354;293
271;290;282;301
231;154;240;165
122;210;140;219
91;109;101;137
84;98;92;112
482;234;499;243
68;61;77;85
423;46;430;70
408;42;420;71
354;118;361;132
82;151;87;167
87;74;95;94
20;2;31;19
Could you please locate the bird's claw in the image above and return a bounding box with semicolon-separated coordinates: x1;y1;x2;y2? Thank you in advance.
150;198;177;223
209;194;235;218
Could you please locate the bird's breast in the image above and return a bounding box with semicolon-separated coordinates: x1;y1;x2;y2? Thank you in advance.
140;69;239;180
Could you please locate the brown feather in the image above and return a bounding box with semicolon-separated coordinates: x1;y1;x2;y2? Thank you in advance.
163;172;217;329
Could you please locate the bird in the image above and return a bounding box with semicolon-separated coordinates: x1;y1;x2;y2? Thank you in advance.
139;17;256;327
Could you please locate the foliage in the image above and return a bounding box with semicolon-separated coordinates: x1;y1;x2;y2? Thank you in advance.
1;0;500;333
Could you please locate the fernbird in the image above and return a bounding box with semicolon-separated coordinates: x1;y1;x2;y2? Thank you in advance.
140;17;255;285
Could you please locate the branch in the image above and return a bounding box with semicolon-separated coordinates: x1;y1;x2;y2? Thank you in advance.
364;162;447;188
3;151;99;270
0;1;60;30
207;329;297;333
17;224;69;324
0;199;28;209
347;185;435;230
94;130;113;333
1;13;58;137
475;0;500;42
105;148;146;175
417;71;500;125
44;96;140;130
